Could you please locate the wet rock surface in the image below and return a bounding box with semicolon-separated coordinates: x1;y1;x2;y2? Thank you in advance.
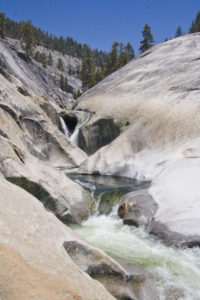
79;117;120;155
60;111;78;134
64;240;157;300
77;34;200;246
148;220;200;248
118;189;158;227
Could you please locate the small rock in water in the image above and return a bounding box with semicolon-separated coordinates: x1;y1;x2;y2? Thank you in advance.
118;189;158;227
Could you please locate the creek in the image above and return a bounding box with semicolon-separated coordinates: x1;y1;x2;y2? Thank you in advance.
60;110;91;146
66;173;200;300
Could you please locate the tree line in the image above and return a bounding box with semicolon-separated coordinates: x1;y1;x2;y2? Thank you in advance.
1;11;200;95
0;12;136;91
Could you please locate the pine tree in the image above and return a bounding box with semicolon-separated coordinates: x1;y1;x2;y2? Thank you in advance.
57;57;64;71
41;53;47;68
118;42;127;67
81;45;95;90
190;11;200;33
125;42;135;60
95;69;104;83
175;26;183;38
34;51;40;61
139;24;155;53
119;42;135;67
0;12;5;38
20;20;36;57
73;89;81;100
60;75;69;92
60;74;65;90
106;42;119;75
47;53;53;66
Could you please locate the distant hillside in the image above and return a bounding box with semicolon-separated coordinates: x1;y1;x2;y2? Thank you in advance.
0;37;82;108
0;13;135;93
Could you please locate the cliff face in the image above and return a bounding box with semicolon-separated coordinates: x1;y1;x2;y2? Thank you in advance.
2;31;200;298
78;33;200;143
0;38;82;109
78;33;200;245
0;37;154;300
0;38;116;299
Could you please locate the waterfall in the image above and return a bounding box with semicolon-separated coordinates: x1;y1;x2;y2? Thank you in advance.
70;111;91;146
59;111;91;145
68;173;200;300
59;116;69;138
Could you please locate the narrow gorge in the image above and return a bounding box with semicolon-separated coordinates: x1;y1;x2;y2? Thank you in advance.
1;32;200;300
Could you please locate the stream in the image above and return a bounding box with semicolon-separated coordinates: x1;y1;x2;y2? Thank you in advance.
67;173;200;300
60;110;91;146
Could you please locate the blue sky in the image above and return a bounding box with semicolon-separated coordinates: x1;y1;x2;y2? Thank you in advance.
1;0;200;54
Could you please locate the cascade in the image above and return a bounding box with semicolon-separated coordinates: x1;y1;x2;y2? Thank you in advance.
67;173;200;300
59;116;70;138
70;111;91;145
60;111;91;146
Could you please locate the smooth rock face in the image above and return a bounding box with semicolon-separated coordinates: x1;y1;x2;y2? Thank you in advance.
0;38;82;108
77;34;200;245
64;240;157;300
0;69;87;168
0;136;91;224
0;242;84;300
79;116;120;155
118;189;158;227
149;158;200;247
0;175;115;300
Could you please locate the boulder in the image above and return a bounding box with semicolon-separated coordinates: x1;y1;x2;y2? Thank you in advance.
77;34;200;246
64;240;157;300
79;116;120;155
0;136;91;224
0;174;116;300
118;189;158;227
148;158;200;247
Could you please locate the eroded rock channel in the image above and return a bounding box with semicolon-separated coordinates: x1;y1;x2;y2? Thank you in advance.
65;173;200;300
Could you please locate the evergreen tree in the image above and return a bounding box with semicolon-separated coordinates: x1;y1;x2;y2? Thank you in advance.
81;45;95;89
60;74;65;90
0;12;5;38
73;89;81;100
64;77;68;91
20;20;36;57
190;11;200;33
34;50;41;62
125;42;135;60
57;57;64;71
41;53;47;68
95;69;104;83
47;52;53;66
106;42;119;75
139;24;155;53
118;42;127;67
60;75;69;92
119;42;135;67
175;26;183;38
